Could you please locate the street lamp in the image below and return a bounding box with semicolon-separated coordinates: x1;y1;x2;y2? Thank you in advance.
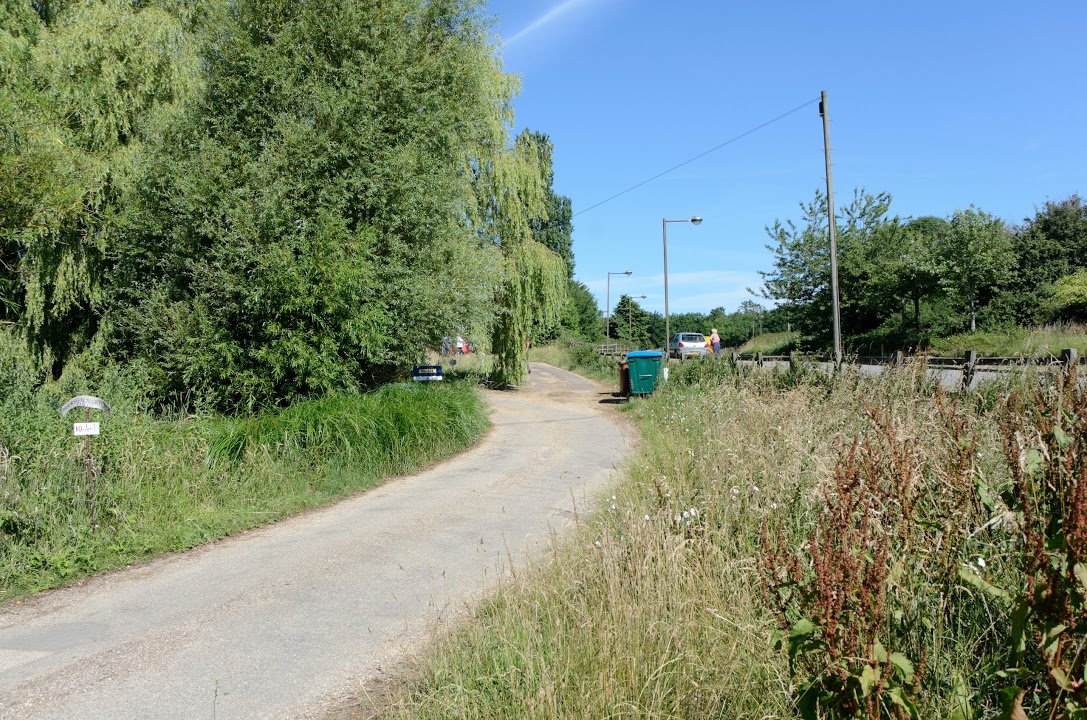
662;216;702;351
606;269;632;340
627;294;647;345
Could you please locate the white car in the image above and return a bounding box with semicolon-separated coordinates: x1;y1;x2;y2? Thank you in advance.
668;332;710;359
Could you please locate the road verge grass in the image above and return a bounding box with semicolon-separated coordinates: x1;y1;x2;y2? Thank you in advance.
360;356;1083;718
1;366;489;602
928;322;1087;357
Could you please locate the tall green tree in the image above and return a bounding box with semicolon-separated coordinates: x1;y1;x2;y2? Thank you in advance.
933;207;1015;333
114;0;534;408
557;279;600;340
612;294;650;347
523;130;574;277
757;188;892;346
1;0;206;369
866;216;943;334
997;195;1087;323
480;132;567;387
1049;270;1087;321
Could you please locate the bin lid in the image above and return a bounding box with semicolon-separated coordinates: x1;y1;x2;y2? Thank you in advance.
626;350;664;359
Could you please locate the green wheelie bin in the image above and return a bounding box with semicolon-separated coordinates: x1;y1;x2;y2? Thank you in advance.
625;350;664;396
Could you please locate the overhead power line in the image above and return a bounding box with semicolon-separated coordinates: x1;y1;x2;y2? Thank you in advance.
572;96;821;218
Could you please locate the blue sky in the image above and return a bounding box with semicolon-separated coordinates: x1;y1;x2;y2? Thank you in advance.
484;0;1087;316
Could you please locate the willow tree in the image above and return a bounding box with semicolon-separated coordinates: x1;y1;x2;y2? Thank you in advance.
0;0;205;368
474;131;567;387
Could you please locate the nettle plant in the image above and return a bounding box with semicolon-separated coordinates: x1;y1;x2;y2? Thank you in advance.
964;367;1087;719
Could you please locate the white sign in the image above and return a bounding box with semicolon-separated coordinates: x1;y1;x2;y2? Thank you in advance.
73;422;100;437
61;395;111;416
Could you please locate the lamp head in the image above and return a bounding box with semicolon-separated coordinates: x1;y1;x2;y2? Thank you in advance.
624;269;632;276
690;216;703;226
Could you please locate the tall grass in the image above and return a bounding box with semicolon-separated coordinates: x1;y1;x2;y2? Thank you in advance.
735;331;800;354
362;358;1062;719
0;363;489;601
928;322;1087;357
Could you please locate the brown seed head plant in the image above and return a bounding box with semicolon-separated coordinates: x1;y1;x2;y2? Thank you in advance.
760;405;926;720
994;365;1087;719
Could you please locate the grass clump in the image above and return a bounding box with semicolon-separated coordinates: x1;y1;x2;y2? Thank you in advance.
363;356;1087;719
0;359;489;602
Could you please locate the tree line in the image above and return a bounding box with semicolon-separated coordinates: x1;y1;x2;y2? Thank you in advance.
600;296;782;350
757;189;1087;351
599;190;1086;354
1;0;580;410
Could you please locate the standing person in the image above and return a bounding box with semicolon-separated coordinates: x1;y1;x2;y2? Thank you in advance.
710;328;721;356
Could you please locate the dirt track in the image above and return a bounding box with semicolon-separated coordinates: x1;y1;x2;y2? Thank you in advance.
0;363;630;720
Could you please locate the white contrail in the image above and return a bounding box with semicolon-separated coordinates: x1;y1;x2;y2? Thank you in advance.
504;0;593;47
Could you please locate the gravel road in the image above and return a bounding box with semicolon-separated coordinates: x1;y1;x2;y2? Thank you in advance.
0;363;630;720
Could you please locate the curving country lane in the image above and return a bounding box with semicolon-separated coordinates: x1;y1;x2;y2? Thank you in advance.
0;363;629;720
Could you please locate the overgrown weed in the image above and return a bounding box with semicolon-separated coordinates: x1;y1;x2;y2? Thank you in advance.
366;356;1073;719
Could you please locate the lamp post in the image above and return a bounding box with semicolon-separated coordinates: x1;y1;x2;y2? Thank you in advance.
627;294;647;346
662;216;702;351
606;269;632;340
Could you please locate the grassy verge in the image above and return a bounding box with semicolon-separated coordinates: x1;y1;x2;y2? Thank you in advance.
929;322;1087;357
735;331;800;354
1;375;489;602
359;357;1086;719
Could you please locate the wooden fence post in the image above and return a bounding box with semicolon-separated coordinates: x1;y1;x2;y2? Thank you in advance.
755;352;763;367
962;350;977;389
893;350;904;367
789;351;797;372
1061;348;1079;368
730;352;739;367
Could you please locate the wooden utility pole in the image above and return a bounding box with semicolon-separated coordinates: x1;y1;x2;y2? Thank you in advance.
820;90;843;369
